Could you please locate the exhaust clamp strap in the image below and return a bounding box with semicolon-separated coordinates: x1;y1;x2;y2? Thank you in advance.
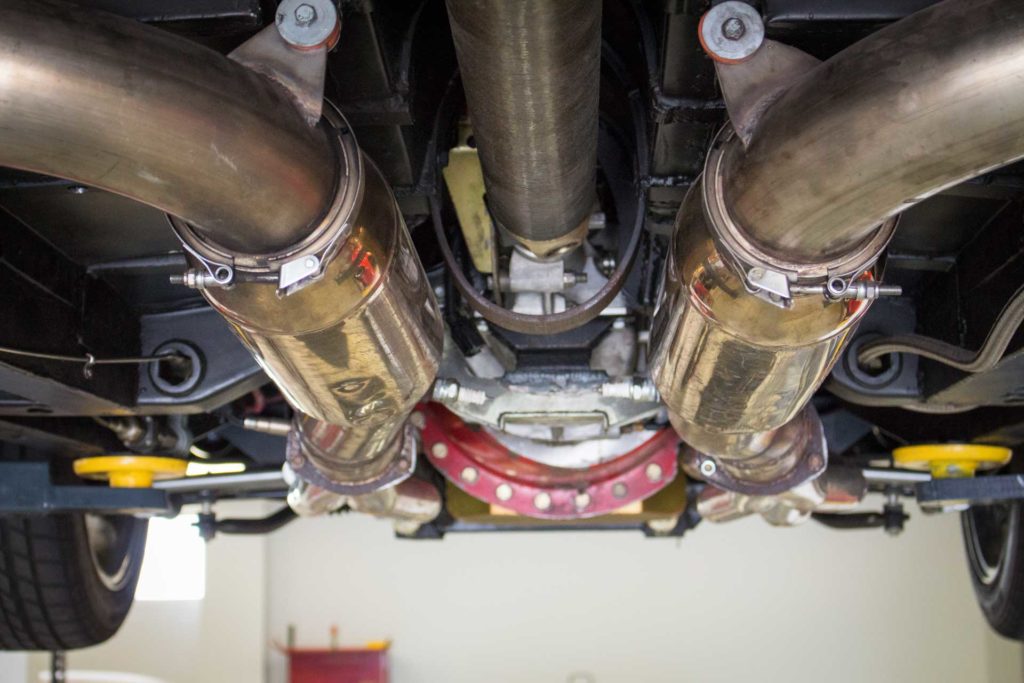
701;128;897;309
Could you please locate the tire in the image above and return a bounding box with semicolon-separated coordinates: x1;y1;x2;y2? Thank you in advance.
0;513;147;650
962;501;1024;640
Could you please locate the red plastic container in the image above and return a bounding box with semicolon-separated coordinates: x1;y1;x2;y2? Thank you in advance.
287;646;390;683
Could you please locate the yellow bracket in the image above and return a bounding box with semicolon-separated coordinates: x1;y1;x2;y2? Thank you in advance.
892;444;1012;479
74;455;188;488
442;121;494;274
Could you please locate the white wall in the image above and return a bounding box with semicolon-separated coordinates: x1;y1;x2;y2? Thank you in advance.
27;502;269;683
0;653;27;683
266;509;1024;683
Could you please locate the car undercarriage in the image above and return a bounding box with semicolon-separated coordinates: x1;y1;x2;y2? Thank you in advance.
1;0;1024;650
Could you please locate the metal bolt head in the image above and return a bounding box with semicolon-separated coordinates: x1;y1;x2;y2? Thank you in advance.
699;1;765;63
294;3;317;26
495;483;513;502
612;482;628;499
722;17;746;41
574;492;591;509
699;459;718;478
533;492;552;511
460;466;479;484
645;462;663;483
276;0;339;49
430;442;448;459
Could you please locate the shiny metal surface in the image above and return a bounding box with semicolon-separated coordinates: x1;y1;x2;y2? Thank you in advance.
287;475;442;524
437;336;664;444
649;185;868;466
205;157;443;485
153;470;287;494
347;478;443;525
698;467;867;526
861;469;932;486
682;405;828;495
722;0;1024;265
652;0;1024;498
0;0;336;254
0;0;442;494
287;417;412;492
446;0;600;254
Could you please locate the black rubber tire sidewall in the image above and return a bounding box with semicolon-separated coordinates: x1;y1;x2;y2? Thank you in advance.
962;502;1024;640
0;513;148;650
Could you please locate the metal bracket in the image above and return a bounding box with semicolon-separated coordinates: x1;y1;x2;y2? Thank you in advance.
715;40;821;147
916;474;1024;506
0;461;170;514
744;266;792;308
275;225;347;296
228;0;340;125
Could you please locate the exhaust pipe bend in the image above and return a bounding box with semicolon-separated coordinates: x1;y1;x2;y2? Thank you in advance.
651;0;1024;495
0;0;442;497
723;0;1024;265
0;0;336;255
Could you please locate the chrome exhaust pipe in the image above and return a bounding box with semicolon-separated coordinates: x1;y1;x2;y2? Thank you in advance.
651;0;1024;498
0;0;442;497
446;0;601;257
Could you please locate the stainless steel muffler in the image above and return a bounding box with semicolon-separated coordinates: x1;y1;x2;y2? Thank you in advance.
651;0;1024;501
0;0;442;501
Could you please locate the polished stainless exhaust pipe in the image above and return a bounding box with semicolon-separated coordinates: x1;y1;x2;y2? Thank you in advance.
651;0;1024;497
0;0;442;497
0;0;335;255
446;0;601;257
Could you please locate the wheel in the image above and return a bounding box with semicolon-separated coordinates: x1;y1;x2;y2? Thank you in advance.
963;501;1024;639
0;513;148;650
